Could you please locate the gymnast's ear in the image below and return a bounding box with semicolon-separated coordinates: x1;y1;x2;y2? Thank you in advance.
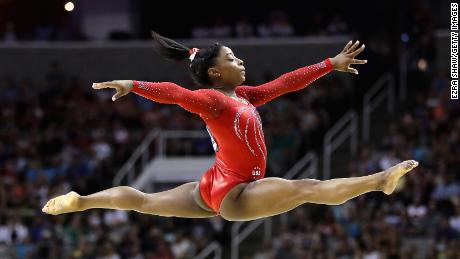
207;67;221;79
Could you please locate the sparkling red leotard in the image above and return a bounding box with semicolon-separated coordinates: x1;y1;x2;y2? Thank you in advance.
131;58;333;213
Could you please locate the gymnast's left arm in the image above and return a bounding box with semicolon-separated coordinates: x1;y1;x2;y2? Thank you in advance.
236;40;367;107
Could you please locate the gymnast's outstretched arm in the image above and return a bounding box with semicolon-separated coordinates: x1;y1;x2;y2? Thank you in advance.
236;40;367;107
92;80;225;118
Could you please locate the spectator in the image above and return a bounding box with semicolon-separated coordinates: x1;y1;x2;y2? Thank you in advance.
235;17;254;38
211;17;231;38
269;11;295;37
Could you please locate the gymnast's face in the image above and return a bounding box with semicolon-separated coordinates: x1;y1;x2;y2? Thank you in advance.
208;46;246;87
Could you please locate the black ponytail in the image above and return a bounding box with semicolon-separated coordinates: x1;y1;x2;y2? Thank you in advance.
151;31;223;87
151;31;190;61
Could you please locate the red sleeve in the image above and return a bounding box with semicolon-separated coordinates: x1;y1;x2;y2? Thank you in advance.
131;81;225;118
236;58;333;107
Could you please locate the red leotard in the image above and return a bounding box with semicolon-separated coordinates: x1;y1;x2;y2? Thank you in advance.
131;58;333;213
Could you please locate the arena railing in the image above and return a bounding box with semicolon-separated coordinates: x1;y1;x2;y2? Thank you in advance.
230;151;318;259
399;42;423;101
156;130;211;157
194;241;222;259
113;128;160;186
322;110;358;180
113;129;211;186
362;73;395;143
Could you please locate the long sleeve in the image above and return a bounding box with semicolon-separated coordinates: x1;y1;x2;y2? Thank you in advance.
236;58;333;107
131;81;225;118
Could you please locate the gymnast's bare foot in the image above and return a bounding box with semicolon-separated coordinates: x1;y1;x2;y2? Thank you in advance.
42;191;82;215
381;160;419;195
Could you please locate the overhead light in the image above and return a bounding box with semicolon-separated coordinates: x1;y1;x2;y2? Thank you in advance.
64;1;74;12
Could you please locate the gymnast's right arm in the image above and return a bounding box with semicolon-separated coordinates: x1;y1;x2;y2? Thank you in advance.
92;80;224;118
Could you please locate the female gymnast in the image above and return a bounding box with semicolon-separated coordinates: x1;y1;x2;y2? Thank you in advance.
42;32;419;221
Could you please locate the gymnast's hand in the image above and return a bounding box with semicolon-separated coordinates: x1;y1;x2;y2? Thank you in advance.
330;40;367;75
92;80;134;101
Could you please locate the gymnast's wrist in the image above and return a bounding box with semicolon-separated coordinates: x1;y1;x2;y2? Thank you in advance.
130;80;139;92
327;57;336;70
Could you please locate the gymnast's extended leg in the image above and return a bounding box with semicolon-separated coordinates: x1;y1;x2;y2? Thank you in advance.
219;160;419;221
42;182;217;218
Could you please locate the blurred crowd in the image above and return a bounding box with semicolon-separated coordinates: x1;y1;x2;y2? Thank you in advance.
0;11;349;42
190;12;349;39
0;1;446;42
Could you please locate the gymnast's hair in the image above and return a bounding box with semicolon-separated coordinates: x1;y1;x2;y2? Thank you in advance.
151;31;222;87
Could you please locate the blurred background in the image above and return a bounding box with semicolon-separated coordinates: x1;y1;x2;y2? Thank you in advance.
0;0;457;258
